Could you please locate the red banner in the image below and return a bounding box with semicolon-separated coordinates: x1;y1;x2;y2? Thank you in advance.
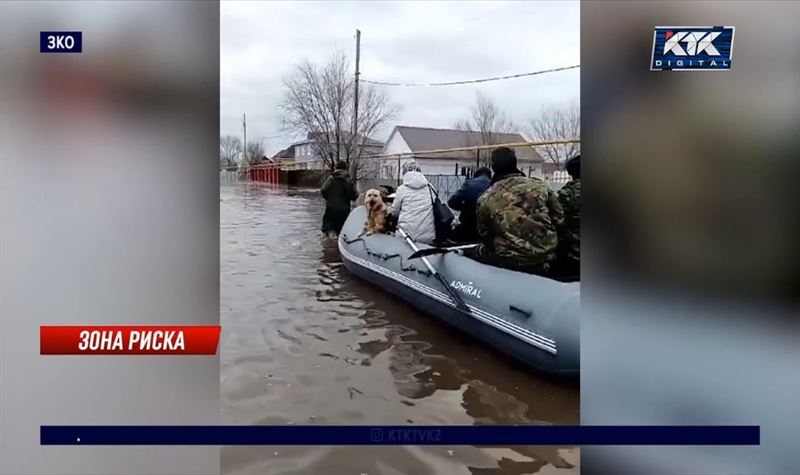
40;326;221;355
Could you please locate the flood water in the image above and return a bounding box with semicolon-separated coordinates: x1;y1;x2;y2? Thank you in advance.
220;182;579;475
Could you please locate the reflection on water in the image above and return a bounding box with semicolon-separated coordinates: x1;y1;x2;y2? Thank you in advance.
221;182;579;474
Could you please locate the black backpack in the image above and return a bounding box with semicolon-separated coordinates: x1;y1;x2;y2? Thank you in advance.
427;185;454;243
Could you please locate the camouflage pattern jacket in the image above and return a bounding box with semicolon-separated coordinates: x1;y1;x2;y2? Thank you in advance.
475;172;564;270
557;179;580;262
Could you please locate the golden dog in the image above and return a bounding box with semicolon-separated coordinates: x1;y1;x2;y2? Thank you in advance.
363;188;389;235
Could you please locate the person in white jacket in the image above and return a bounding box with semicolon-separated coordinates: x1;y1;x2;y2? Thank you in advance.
391;170;436;244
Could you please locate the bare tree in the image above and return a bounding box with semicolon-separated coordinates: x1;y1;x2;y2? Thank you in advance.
455;92;517;166
527;103;580;168
471;92;517;144
280;52;399;181
246;141;266;165
220;135;242;161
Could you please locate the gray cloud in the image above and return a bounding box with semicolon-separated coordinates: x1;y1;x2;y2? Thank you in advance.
222;1;579;155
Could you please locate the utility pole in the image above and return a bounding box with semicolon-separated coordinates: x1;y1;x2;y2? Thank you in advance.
352;29;361;173
242;113;247;164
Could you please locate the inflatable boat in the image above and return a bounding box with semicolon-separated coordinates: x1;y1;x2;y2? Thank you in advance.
338;206;580;378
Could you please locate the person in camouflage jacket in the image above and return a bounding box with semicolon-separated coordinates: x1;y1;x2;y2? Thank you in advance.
556;155;580;279
471;147;564;275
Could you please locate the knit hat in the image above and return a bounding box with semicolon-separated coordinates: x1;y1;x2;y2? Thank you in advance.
565;154;580;179
490;147;517;176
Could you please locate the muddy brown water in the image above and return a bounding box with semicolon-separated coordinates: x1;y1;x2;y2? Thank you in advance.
221;182;579;475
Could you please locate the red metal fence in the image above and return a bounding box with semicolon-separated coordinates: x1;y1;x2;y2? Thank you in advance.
249;164;281;184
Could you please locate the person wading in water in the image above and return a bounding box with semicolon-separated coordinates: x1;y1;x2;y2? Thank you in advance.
320;160;358;238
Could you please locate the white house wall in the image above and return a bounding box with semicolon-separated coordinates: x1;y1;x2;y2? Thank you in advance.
293;143;318;163
293;143;384;168
378;129;546;179
377;158;543;179
417;159;465;175
419;159;543;176
377;157;415;179
383;131;412;155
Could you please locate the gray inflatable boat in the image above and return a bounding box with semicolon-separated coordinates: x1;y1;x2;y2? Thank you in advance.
338;206;580;378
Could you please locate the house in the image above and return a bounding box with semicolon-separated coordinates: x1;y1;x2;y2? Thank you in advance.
541;161;570;184
257;154;275;165
227;151;276;169
378;126;545;179
273;146;295;160
290;131;384;170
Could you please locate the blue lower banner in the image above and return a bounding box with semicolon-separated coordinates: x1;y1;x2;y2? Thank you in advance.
40;425;759;445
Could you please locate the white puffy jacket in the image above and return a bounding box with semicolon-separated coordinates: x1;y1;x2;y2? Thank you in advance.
391;171;436;244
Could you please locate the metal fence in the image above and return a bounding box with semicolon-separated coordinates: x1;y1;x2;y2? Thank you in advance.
357;171;569;205
426;172;569;202
356;178;393;194
356;175;467;203
425;174;467;203
544;170;571;186
227;159;571;199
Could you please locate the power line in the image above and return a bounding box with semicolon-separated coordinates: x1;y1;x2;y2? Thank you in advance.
361;64;579;87
254;133;293;140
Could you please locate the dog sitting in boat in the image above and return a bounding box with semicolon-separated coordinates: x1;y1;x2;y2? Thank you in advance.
363;188;390;235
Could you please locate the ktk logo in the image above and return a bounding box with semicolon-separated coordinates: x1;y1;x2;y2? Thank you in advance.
663;31;721;56
651;26;734;71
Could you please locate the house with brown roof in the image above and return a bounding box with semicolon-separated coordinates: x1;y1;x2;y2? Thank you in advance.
289;131;384;169
378;126;545;179
272;146;295;160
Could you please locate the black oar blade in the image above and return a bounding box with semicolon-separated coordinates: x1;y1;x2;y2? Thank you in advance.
434;273;471;313
408;244;478;260
408;248;443;259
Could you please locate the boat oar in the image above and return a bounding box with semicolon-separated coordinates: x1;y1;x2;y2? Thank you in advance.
408;244;478;260
396;227;471;313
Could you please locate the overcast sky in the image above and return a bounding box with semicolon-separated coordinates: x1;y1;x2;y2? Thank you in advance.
221;1;579;156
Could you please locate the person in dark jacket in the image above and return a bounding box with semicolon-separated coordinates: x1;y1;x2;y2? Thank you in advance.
448;167;492;242
320;160;358;237
555;154;580;280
